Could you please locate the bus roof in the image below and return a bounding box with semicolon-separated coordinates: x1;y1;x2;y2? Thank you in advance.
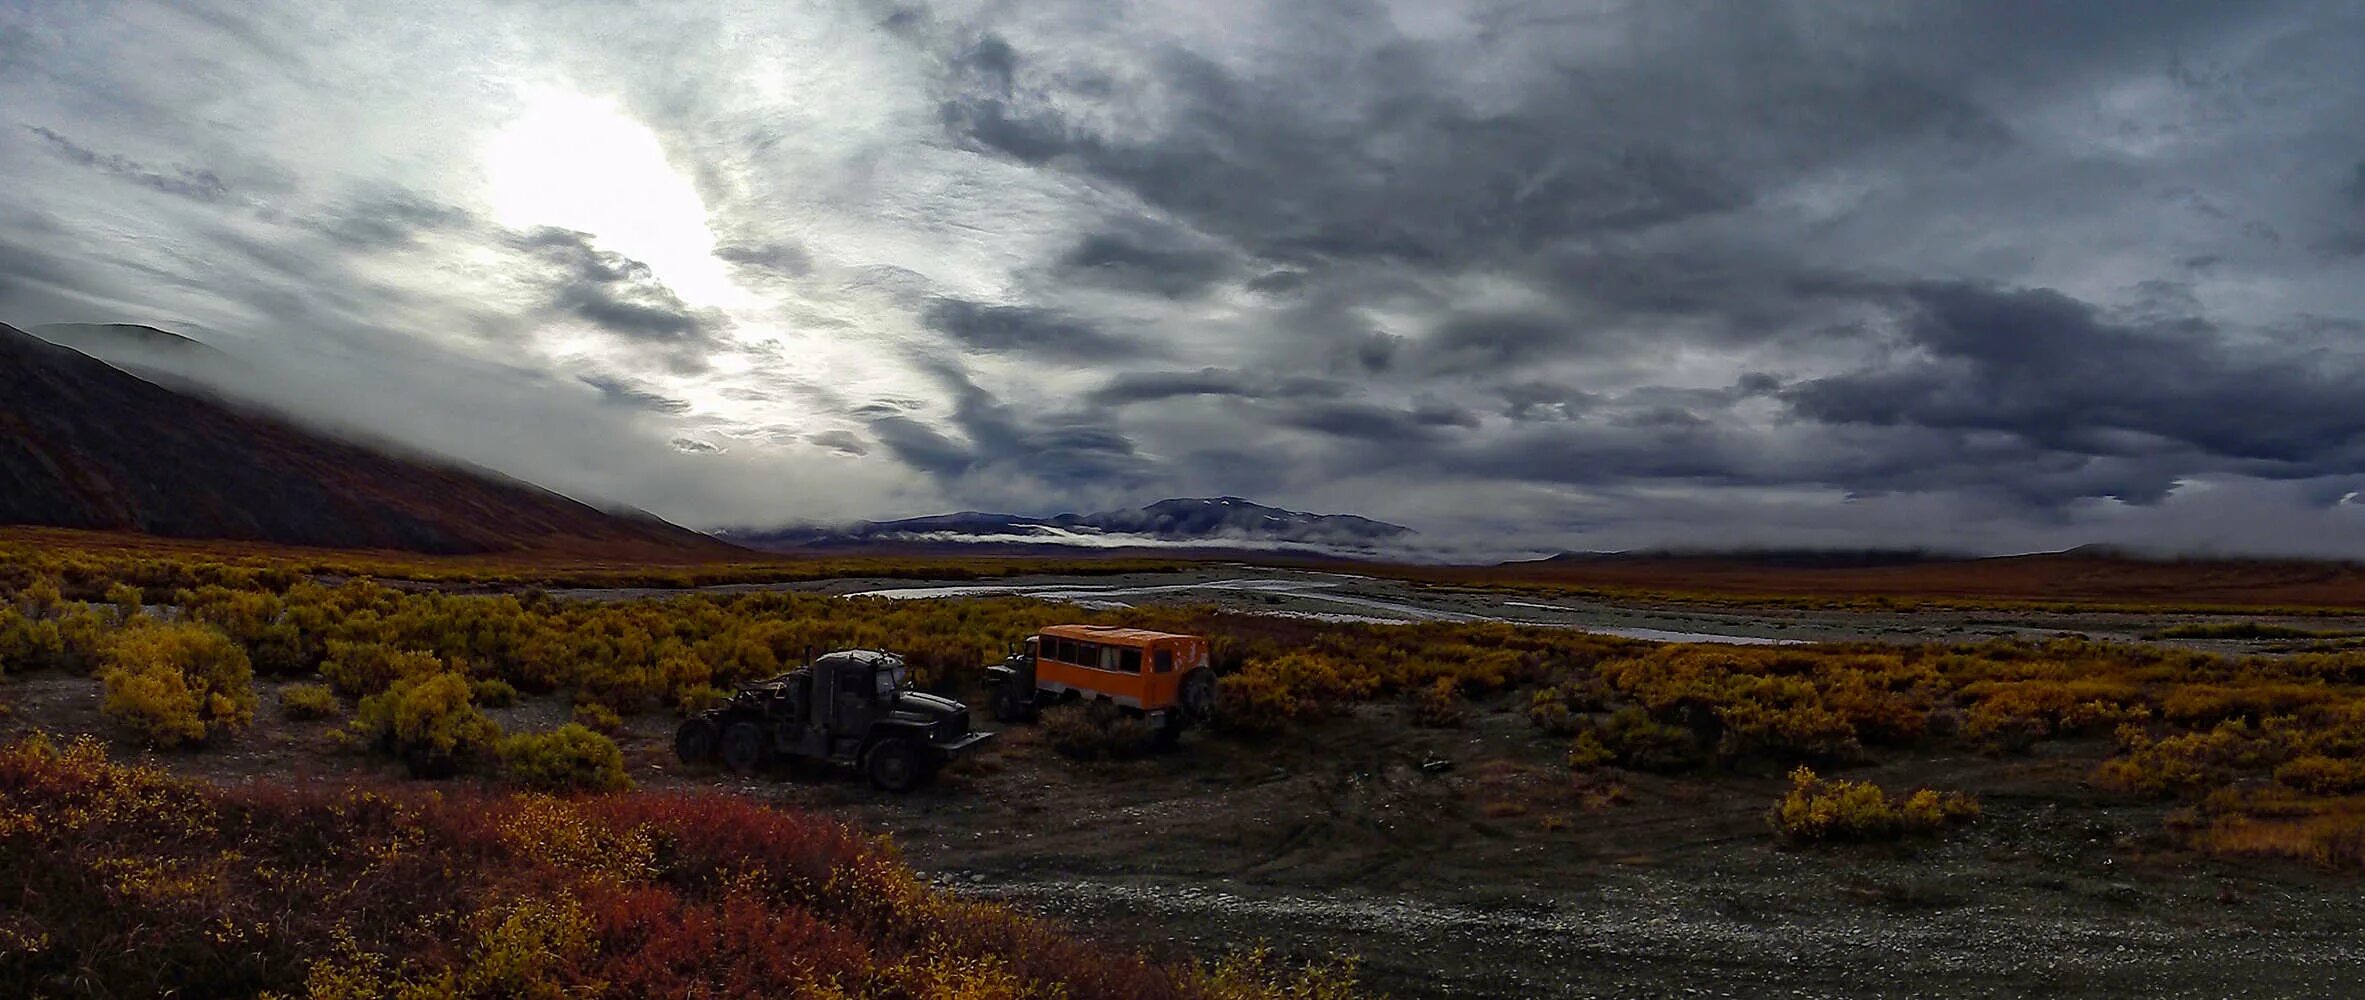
1037;624;1203;645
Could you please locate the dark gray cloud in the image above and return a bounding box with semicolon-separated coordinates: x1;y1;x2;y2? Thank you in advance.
3;0;2362;553
715;242;811;277
1086;368;1348;407
921;297;1141;358
1785;282;2365;472
1055;228;1232;298
510;227;725;349
580;373;692;414
29;126;231;203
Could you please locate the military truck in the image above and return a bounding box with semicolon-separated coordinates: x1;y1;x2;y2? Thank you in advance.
673;649;990;791
985;625;1216;744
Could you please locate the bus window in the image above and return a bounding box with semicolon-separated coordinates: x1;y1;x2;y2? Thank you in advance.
1153;649;1174;673
1120;647;1143;673
1099;644;1121;671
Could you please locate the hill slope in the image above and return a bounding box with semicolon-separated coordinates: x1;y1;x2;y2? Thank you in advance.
0;322;735;557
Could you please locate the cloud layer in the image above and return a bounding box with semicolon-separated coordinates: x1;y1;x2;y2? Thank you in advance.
3;1;2362;555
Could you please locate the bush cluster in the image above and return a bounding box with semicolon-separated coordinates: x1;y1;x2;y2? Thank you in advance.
95;621;255;748
0;736;1360;998
1768;767;1981;843
498;723;631;792
1041;702;1159;761
278;682;342;721
351;671;501;777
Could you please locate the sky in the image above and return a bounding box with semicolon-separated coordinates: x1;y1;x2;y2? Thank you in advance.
3;0;2364;557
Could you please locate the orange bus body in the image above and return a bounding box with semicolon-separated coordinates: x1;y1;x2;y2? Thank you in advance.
1028;624;1210;711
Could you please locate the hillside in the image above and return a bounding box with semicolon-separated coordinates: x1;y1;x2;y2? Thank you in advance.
0;323;736;557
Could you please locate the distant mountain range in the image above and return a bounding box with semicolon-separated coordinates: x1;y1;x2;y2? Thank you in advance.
0;322;736;557
726;497;1415;553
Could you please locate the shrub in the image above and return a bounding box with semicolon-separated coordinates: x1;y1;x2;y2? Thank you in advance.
1768;767;1979;843
2091;720;2287;798
103;582;144;621
279;682;342;721
1581;706;1702;771
470;677;521;708
1528;678;1609;735
673;684;726;715
320;641;442;697
1411;676;1466;728
571;701;625;735
352;671;502;776
2274;756;2365;795
1041;702;1158;761
96;622;255;748
498;724;631;792
1566;731;1614;771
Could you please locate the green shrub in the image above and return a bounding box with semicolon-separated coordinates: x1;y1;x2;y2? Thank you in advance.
320;641;442;697
2275;755;2365;795
96;622;256;748
279;682;342;721
497;723;630;792
1042;702;1158;760
352;671;502;776
469;677;520;708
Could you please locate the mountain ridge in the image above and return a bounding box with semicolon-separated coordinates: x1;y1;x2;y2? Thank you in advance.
725;496;1413;553
0;322;737;558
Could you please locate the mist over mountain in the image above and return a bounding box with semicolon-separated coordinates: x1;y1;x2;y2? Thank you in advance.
725;496;1414;555
0;323;734;558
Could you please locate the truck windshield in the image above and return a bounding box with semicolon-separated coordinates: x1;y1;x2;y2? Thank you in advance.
876;665;906;697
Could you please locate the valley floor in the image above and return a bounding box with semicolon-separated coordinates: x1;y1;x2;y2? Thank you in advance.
8;664;2364;998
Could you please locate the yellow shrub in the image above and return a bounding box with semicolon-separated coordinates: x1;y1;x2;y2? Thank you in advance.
1411;676;1466;728
1769;767;1978;843
570;701;624;735
319;641;442;697
497;724;630;793
470;677;521;708
279;682;342;721
352;671;502;776
97;622;255;748
2274;755;2365;795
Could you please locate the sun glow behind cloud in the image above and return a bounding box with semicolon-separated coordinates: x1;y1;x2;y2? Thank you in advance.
482;85;746;310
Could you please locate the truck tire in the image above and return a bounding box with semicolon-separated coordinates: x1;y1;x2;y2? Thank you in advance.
866;737;925;792
674;717;720;764
719;720;768;773
1179;669;1218;724
1151;710;1187;750
992;680;1035;723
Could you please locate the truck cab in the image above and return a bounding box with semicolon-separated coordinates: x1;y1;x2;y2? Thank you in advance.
676;649;991;791
986;625;1216;741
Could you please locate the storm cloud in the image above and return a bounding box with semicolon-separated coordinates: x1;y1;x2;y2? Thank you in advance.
2;1;2362;554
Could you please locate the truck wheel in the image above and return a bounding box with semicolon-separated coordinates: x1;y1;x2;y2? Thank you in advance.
719;720;768;773
1179;669;1218;724
992;681;1035;723
1151;711;1187;750
674;718;720;764
866;737;924;792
